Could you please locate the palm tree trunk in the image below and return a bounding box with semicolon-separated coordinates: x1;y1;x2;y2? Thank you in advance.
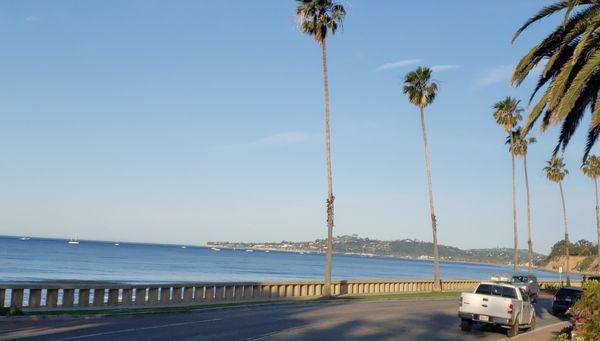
595;178;599;275
419;107;441;291
509;134;519;275
321;40;335;297
523;154;533;274
559;182;571;286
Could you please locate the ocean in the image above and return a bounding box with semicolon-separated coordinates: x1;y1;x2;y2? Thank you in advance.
0;236;571;284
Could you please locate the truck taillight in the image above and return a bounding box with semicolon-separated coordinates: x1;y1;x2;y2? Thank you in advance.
459;297;463;307
507;303;513;315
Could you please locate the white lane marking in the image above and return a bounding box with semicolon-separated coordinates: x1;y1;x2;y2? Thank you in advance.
52;318;222;340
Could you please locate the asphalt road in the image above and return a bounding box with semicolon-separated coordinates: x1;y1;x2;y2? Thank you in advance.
0;296;567;341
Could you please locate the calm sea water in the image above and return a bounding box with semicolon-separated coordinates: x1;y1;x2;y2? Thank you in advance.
0;236;571;283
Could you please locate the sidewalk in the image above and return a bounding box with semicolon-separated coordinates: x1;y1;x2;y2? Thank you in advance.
511;321;570;340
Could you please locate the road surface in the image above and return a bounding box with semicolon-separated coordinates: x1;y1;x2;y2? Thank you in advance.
0;296;567;340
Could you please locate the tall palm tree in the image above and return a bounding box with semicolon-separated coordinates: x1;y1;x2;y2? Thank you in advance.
296;0;345;297
493;97;523;275
582;155;600;273
507;127;537;274
544;156;571;286
402;66;441;291
511;0;600;161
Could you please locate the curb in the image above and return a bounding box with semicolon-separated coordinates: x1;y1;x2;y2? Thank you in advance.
508;321;570;340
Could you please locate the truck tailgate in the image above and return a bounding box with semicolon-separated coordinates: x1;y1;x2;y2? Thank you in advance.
460;293;512;320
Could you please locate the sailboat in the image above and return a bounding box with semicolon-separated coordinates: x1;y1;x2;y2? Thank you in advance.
19;236;31;241
68;237;79;245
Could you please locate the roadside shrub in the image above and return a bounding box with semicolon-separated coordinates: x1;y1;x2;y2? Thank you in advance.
543;283;562;293
557;281;600;340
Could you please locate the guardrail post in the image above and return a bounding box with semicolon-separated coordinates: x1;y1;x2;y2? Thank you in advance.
293;285;301;297
121;289;133;306
183;287;193;303
279;285;287;298
135;288;146;305
148;288;159;305
173;287;183;304
108;289;119;306
11;289;23;308
29;289;42;308
301;284;308;297
160;287;171;305
47;289;59;308
62;289;74;307
79;289;90;307
194;286;205;302
224;286;234;300
205;286;215;302
93;289;105;307
215;286;224;302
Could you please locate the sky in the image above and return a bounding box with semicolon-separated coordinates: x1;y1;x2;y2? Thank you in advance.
0;0;597;254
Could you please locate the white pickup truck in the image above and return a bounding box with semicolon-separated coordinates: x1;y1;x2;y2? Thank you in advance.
458;280;536;337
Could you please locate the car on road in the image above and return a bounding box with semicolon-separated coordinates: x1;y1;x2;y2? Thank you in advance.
458;279;536;337
511;275;539;302
552;286;583;315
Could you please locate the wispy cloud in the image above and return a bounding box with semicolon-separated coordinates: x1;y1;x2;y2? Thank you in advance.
375;59;421;71
431;64;461;72
248;131;310;147
210;131;311;152
478;65;513;86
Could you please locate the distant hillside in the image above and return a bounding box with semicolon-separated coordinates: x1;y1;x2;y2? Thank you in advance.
542;239;599;273
209;235;546;265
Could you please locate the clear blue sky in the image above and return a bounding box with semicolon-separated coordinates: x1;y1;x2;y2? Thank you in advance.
0;1;596;253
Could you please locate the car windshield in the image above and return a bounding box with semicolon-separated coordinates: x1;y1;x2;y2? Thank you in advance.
512;276;528;283
476;284;518;298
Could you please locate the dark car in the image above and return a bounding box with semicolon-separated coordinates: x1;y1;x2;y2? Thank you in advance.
552;287;583;315
584;275;600;282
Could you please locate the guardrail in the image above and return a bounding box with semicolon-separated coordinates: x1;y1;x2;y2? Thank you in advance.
0;279;576;311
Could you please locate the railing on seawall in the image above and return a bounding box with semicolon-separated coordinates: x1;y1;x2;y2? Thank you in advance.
0;279;574;311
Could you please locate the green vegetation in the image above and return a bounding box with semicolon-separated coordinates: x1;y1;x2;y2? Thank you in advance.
554;280;600;340
547;239;598;260
402;66;441;291
511;0;600;161
296;0;346;297
492;97;523;275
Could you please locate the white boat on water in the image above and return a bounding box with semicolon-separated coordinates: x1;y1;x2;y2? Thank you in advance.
265;250;270;253
68;238;79;245
114;242;120;246
211;247;221;251
181;246;187;249
245;249;253;252
19;237;31;241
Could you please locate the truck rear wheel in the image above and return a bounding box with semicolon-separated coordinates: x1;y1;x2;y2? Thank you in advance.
507;318;519;337
460;319;472;332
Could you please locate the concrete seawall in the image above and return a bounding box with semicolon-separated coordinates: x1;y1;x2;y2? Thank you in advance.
0;279;577;311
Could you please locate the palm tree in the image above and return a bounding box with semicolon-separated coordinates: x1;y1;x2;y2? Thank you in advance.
296;0;345;297
511;0;600;161
507;127;537;274
544;156;571;286
402;66;441;291
582;155;600;273
493;97;523;275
